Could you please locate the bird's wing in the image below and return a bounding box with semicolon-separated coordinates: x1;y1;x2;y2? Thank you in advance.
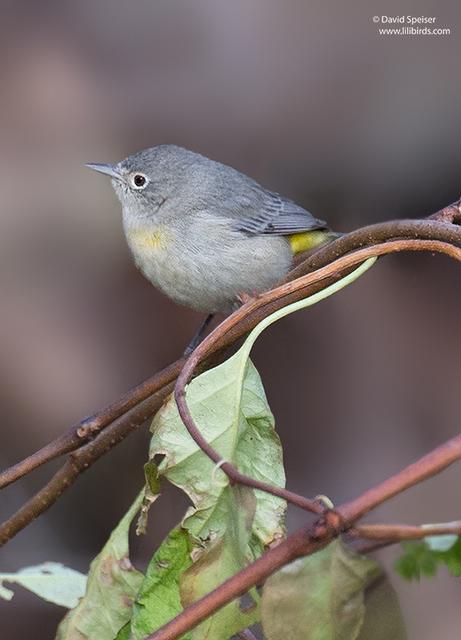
233;191;327;236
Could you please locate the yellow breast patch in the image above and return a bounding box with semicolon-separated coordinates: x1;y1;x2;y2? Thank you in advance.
128;227;170;252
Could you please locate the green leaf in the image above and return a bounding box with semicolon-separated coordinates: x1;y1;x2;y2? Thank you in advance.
438;536;461;576
130;527;193;640
0;562;86;608
443;552;461;577
394;546;420;581
395;535;461;581
55;493;144;640
180;486;260;639
261;540;382;640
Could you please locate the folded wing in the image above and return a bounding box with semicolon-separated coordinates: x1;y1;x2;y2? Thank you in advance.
234;191;327;236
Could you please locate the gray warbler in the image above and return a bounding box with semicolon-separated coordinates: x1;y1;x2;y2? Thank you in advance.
86;145;335;350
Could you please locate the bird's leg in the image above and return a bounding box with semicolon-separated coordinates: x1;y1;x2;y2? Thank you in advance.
184;313;215;356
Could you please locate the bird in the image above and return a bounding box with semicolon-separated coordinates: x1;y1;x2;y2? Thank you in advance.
86;145;335;351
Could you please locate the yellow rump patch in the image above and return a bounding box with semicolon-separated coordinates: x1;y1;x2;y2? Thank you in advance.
288;230;328;255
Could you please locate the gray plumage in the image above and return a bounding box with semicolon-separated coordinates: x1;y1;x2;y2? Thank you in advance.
86;145;330;313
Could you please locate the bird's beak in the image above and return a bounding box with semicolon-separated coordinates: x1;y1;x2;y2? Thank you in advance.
85;163;121;179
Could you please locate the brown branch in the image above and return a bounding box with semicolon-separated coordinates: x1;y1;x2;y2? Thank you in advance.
2;203;461;545
0;361;183;489
0;384;173;545
350;519;461;554
148;429;461;640
339;430;461;522
346;519;461;555
354;520;461;541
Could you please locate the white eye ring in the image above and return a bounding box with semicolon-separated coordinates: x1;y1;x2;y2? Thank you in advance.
131;173;149;189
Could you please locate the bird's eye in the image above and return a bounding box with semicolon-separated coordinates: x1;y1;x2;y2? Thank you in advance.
132;173;147;189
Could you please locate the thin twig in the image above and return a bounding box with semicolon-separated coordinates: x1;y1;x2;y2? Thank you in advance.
148;429;461;639
340;520;461;553
346;519;461;554
354;520;461;541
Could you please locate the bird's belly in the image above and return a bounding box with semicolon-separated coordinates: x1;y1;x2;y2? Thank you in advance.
126;226;292;313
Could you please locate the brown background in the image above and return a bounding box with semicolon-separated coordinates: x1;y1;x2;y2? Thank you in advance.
1;1;461;637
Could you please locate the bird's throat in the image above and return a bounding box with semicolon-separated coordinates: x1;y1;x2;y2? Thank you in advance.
127;226;170;252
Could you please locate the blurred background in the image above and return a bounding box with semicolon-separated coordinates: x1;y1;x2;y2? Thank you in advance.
1;0;460;637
